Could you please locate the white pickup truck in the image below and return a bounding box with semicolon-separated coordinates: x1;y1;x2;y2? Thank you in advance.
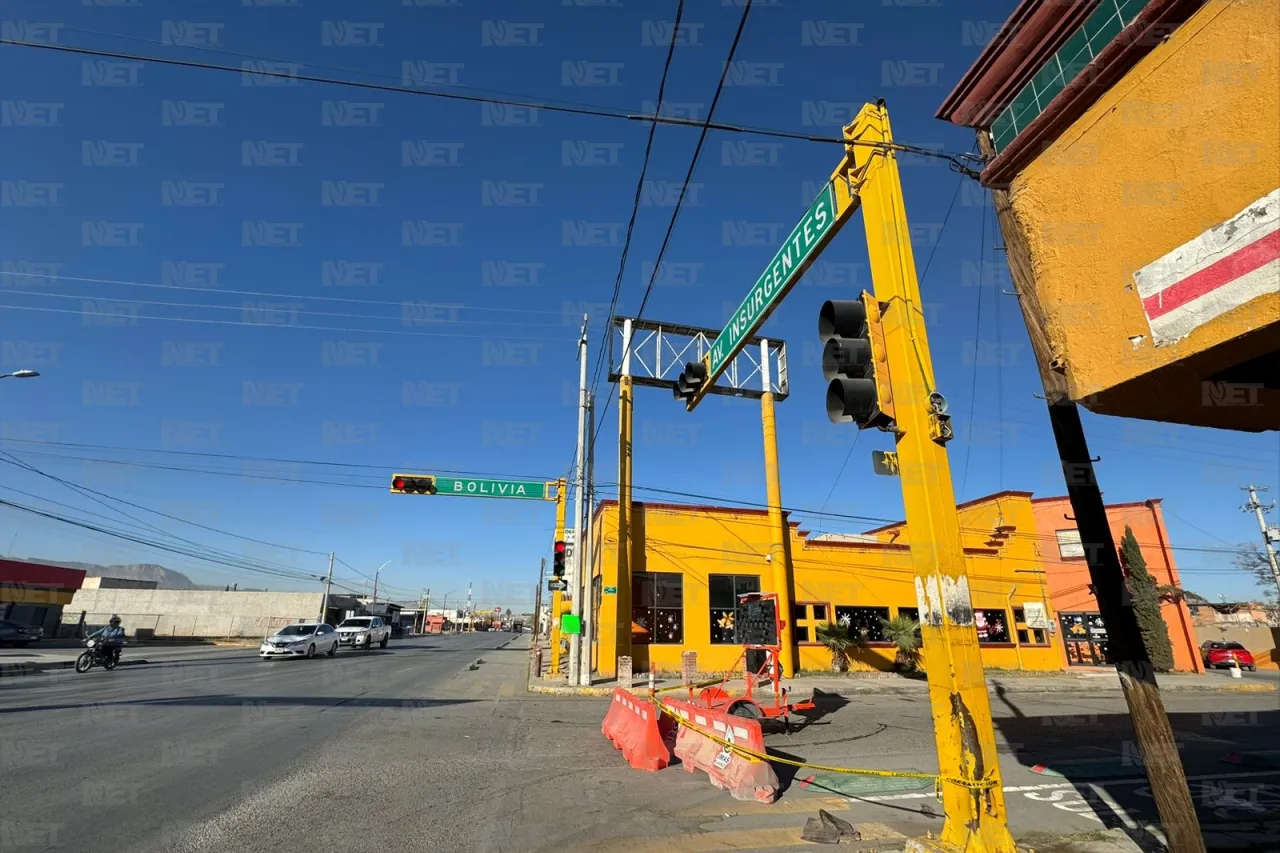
336;616;391;650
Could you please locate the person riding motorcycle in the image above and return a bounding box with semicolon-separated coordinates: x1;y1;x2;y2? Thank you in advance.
87;615;125;665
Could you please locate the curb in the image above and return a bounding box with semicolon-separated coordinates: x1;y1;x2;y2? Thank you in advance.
527;683;616;697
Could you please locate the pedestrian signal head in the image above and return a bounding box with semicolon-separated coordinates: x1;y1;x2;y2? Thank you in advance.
390;474;437;495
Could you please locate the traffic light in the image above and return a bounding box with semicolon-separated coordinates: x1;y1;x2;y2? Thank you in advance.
672;359;708;403
819;292;896;430
552;540;566;577
390;473;437;495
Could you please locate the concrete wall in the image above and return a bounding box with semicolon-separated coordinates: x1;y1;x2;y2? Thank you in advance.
67;589;323;639
1193;623;1280;670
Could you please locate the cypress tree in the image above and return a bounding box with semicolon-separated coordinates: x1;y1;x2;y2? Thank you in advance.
1120;525;1175;671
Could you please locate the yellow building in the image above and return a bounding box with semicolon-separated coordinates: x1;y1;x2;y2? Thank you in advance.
938;0;1279;431
589;491;1065;678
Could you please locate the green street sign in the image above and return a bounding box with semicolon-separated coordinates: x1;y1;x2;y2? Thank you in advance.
603;586;617;595
708;183;838;383
434;477;548;500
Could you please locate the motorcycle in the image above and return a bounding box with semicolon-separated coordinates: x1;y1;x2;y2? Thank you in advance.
75;638;123;673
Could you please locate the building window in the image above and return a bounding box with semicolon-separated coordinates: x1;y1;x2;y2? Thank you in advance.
632;571;683;645
991;0;1154;153
1056;529;1085;559
792;602;829;643
1013;608;1049;646
835;606;891;643
709;574;761;644
897;607;923;639
974;609;1011;644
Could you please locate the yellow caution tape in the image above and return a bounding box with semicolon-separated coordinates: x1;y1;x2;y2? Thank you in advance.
653;699;997;793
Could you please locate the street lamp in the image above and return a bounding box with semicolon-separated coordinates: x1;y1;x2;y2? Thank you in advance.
371;560;393;603
0;369;40;379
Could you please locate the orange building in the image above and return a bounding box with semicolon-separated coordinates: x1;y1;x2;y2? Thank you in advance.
1031;497;1203;673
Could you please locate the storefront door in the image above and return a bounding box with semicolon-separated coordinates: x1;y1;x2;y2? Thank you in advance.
1060;612;1111;666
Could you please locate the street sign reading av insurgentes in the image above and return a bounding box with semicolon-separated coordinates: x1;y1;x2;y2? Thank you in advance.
433;477;549;500
695;183;839;409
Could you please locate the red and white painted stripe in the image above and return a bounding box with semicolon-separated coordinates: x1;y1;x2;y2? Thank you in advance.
1134;188;1280;346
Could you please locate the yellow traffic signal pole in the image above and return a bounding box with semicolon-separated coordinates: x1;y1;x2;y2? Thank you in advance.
758;339;796;678
846;102;1014;853
549;478;568;676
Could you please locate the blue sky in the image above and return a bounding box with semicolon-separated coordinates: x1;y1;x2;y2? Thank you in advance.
0;0;1275;607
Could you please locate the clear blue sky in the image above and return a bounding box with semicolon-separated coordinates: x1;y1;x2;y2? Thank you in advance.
1;0;1275;608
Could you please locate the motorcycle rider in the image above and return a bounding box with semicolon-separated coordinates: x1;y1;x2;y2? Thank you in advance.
87;615;125;665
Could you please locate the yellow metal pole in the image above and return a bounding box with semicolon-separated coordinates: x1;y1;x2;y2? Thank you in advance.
846;102;1014;853
616;373;634;667
550;478;568;677
759;340;796;677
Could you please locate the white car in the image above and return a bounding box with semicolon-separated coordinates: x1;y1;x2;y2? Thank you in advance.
336;616;391;650
260;622;339;660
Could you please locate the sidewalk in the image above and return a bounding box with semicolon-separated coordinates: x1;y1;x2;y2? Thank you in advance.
529;666;1277;697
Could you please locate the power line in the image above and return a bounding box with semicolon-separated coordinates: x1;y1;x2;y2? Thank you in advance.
0;453;329;579
0;437;551;483
0;453;328;556
0;38;972;166
589;0;686;404
588;0;755;467
0;282;580;329
0;498;324;583
0;302;576;341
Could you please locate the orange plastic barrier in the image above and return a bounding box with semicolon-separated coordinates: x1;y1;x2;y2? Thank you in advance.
662;697;779;803
601;689;673;771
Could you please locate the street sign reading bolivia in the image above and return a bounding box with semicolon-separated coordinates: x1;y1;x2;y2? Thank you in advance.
434;477;548;500
695;183;841;410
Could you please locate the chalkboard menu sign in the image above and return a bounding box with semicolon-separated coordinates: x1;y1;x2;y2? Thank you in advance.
734;597;778;647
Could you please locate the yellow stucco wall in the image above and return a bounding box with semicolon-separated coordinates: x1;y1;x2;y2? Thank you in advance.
1008;0;1279;425
590;495;1065;677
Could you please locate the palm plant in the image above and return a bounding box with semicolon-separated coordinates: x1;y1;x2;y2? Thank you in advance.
816;621;855;672
880;614;922;672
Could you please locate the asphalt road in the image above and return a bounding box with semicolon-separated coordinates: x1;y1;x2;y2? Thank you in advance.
0;632;523;853
3;636;1276;853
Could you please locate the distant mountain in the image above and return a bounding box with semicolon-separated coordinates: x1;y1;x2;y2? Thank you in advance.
11;558;208;590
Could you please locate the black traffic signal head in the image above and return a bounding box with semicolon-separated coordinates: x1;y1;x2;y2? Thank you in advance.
673;360;709;402
552;540;566;577
390;474;437;495
818;294;895;429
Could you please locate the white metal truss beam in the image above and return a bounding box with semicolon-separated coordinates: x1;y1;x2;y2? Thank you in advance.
608;316;789;400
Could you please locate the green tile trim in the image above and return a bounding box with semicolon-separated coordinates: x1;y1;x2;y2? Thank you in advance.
990;0;1155;154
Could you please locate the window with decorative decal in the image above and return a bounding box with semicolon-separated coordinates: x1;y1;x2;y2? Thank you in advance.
834;606;891;643
709;574;761;644
974;608;1011;644
632;571;683;645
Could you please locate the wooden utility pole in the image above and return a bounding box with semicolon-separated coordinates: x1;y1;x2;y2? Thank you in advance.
978;133;1204;853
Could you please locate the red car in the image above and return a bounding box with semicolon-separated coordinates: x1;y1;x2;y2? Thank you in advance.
1201;641;1256;671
